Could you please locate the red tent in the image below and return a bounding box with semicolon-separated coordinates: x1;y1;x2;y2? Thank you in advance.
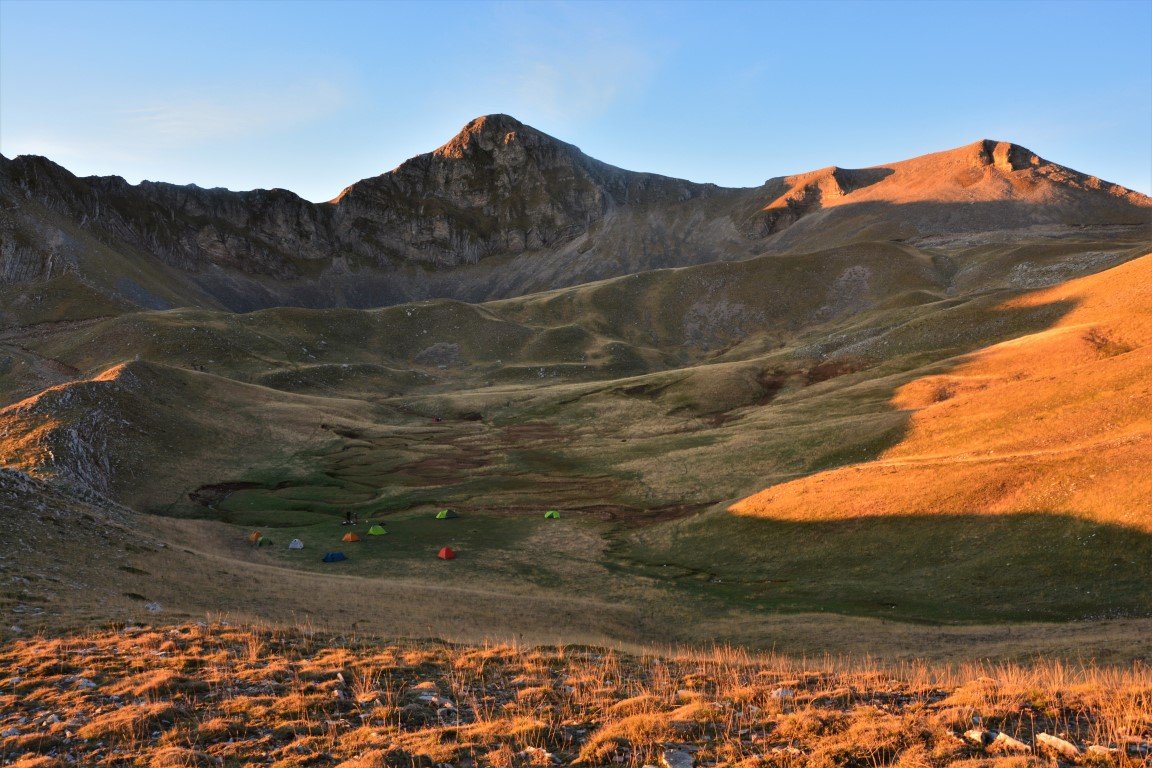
438;546;456;560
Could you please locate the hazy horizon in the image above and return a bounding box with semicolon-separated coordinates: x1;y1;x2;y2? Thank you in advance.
2;0;1149;201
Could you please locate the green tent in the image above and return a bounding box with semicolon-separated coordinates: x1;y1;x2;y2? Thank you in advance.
257;536;274;547
436;509;459;520
367;524;387;535
544;510;560;519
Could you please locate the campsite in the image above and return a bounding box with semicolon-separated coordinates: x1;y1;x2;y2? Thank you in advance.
2;2;1152;763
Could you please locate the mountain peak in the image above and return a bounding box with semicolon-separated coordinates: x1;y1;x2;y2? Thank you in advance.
433;113;564;160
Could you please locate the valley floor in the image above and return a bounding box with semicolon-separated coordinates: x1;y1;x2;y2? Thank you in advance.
4;498;1152;664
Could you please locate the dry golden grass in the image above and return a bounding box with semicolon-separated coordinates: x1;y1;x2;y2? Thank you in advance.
733;254;1152;529
2;623;1149;767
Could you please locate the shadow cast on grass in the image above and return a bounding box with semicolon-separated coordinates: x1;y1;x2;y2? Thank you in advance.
621;510;1152;624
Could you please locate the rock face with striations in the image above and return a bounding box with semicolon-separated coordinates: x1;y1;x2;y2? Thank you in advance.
330;113;718;266
1;115;1149;312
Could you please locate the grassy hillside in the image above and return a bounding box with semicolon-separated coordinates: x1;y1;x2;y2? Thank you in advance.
2;623;1150;768
1;233;1150;638
731;255;1152;529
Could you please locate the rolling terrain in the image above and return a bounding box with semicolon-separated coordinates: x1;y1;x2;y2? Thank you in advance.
1;116;1151;661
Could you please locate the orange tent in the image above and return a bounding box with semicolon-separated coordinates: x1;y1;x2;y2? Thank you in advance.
342;532;360;543
248;531;262;545
438;546;456;560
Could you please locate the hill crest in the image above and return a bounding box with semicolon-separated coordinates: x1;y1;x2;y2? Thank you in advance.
2;117;1149;312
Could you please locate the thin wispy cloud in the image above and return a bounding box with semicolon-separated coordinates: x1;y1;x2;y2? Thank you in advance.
1;77;349;165
119;78;348;148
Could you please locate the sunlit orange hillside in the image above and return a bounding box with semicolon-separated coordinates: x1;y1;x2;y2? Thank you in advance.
732;253;1152;531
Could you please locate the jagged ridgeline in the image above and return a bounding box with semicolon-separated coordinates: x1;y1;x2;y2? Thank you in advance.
1;115;1151;643
2;114;1147;312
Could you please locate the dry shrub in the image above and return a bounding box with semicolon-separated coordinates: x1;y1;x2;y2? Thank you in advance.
890;743;934;768
459;714;547;747
807;707;920;768
515;685;558;705
76;701;182;741
148;746;217;768
774;707;849;742
577;711;671;764
483;743;516;768
607;693;662;716
945;758;1047;768
107;668;187;697
7;758;63;768
667;699;720;723
333;750;389;768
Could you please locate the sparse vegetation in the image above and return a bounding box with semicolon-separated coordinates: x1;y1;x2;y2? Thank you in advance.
2;623;1149;767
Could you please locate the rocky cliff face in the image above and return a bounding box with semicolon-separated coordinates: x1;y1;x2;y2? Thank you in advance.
331;114;721;267
2;117;1148;312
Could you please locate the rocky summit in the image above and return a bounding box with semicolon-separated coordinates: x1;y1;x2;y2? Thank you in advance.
2;115;1147;312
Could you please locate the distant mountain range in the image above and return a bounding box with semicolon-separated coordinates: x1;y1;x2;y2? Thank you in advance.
3;113;1148;312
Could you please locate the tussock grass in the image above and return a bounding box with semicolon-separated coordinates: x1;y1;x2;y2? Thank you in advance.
2;623;1149;767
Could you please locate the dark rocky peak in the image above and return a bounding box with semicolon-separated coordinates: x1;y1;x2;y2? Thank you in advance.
432;114;578;161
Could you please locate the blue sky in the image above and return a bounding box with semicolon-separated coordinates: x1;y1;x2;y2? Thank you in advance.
2;0;1149;200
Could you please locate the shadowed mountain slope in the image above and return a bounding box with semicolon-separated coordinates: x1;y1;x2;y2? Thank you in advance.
2;116;1148;311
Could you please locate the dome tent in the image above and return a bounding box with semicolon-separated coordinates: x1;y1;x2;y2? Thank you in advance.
367;525;387;535
288;539;304;550
438;546;456;560
436;509;459;520
322;552;347;563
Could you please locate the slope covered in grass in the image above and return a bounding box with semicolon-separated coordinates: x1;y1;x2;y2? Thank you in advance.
2;623;1150;768
731;255;1152;529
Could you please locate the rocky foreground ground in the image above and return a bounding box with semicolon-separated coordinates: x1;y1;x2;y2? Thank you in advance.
1;623;1149;767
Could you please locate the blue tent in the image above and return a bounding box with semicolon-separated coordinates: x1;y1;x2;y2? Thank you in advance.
322;551;347;563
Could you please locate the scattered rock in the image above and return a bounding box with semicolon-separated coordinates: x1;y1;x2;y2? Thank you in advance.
518;746;557;764
992;732;1030;752
1125;739;1152;755
1037;732;1080;758
661;749;693;768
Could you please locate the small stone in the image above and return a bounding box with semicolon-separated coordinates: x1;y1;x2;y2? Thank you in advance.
662;749;694;768
1037;733;1080;758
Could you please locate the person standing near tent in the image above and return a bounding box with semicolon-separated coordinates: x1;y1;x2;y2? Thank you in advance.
342;509;357;526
